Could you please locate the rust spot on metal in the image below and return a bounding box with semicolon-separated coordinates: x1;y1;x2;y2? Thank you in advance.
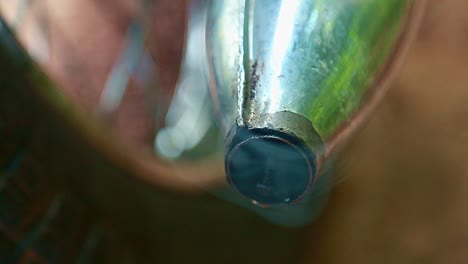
250;60;259;99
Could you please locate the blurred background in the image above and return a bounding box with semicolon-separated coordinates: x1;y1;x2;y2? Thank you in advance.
1;0;468;263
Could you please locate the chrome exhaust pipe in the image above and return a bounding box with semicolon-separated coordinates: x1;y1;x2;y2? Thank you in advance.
206;0;425;206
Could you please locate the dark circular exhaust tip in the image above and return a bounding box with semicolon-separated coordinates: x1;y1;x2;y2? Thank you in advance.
225;127;317;206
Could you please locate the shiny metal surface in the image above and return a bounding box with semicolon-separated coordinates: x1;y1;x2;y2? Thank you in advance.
156;0;214;159
207;0;419;205
207;0;410;144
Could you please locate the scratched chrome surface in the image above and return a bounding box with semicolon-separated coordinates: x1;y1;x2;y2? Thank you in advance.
206;0;409;142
